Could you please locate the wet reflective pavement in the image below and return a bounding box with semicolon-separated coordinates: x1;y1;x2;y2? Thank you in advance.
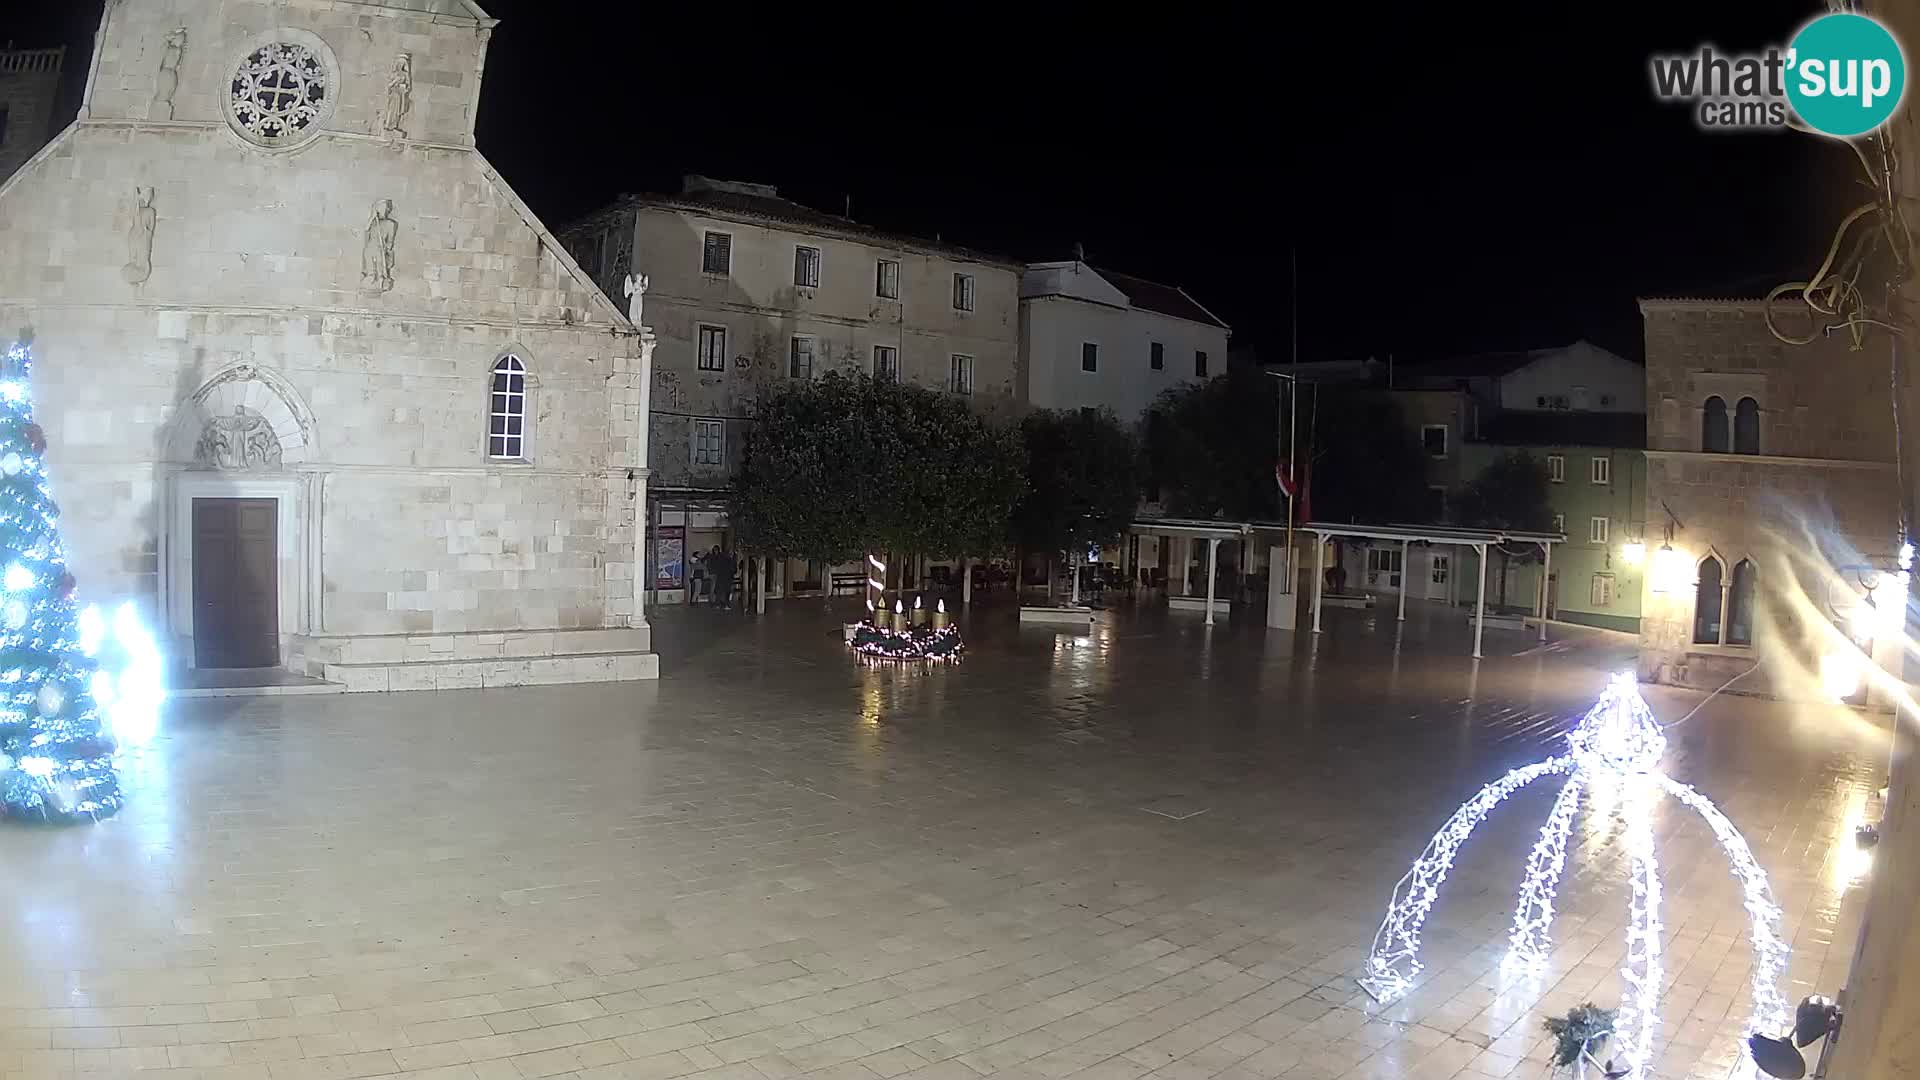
0;599;1891;1080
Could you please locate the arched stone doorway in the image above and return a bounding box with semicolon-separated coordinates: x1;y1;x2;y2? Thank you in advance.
159;365;320;668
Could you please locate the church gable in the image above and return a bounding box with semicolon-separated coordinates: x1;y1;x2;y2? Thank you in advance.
84;0;489;147
0;0;621;329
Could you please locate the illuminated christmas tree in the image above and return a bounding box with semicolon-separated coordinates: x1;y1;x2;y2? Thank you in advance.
0;337;123;821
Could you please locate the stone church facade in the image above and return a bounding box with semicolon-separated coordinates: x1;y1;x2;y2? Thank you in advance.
0;0;657;690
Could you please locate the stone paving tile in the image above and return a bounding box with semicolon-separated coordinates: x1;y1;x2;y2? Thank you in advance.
0;603;1890;1080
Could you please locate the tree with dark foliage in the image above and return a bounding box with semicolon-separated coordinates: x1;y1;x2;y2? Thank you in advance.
1013;409;1139;597
1453;449;1553;608
733;373;1026;575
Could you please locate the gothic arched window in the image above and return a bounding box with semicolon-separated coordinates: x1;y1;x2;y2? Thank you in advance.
1727;559;1756;646
1694;555;1724;644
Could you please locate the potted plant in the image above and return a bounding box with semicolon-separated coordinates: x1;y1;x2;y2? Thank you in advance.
1542;1004;1624;1077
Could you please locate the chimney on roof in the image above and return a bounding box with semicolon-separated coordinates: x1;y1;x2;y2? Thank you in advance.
682;175;780;199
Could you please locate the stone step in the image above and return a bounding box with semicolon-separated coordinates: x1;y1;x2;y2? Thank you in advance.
287;625;651;672
321;649;659;693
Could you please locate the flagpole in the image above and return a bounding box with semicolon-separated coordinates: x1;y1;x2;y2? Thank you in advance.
1284;246;1299;594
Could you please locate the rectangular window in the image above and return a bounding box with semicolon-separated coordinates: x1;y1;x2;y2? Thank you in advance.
1589;516;1610;544
1591;573;1615;607
794;245;822;288
1426;485;1447;522
950;354;973;396
1195;350;1209;377
697;325;727;372
1547;454;1566;483
875;259;900;299
693;419;725;467
1552;512;1566;535
701;231;732;275
1150;342;1164;370
789;336;815;380
952;273;975;312
1081;342;1099;372
1591;455;1611;485
1422;425;1448;459
873;345;898;382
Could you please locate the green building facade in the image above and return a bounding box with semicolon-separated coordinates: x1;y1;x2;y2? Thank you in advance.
1459;415;1647;634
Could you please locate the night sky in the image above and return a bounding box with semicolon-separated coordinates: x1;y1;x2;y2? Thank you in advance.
8;1;1859;360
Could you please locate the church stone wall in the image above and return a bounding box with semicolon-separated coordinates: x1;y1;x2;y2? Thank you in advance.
0;0;651;681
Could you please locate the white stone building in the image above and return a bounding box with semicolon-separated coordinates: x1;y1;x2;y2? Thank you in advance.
561;177;1021;603
1018;261;1229;421
0;0;657;690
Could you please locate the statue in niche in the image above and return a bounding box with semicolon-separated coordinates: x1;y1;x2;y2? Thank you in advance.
148;27;187;121
122;186;156;285
195;406;283;470
380;52;412;141
361;198;397;293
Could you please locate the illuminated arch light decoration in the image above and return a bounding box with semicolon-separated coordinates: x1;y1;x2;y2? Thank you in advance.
1357;673;1789;1080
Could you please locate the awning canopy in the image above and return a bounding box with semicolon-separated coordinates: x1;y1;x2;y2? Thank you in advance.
1301;521;1565;547
1129;517;1254;540
1299;522;1563;658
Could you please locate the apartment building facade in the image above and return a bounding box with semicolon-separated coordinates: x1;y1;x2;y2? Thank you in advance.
561;177;1020;602
1018;260;1229;421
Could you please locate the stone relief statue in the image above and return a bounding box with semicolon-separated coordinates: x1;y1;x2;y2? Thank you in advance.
195;407;283;470
361;198;397;293
653;368;684;412
148;27;187;121
622;272;649;326
380;53;412;141
122;186;156;285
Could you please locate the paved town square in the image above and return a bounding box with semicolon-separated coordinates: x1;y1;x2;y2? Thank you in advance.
0;606;1887;1080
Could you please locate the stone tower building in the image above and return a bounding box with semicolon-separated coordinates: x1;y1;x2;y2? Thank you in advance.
0;0;657;690
0;45;65;186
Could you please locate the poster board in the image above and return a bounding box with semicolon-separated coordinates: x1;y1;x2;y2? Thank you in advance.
654;526;684;589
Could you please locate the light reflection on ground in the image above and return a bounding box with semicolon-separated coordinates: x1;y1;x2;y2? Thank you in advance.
0;597;1888;1080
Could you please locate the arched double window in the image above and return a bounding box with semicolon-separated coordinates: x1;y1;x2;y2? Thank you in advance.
488;354;529;461
1734;397;1760;455
1693;555;1724;643
1693;553;1756;646
1702;396;1729;453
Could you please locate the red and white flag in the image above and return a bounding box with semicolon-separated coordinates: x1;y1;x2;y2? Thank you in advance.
1276;460;1310;521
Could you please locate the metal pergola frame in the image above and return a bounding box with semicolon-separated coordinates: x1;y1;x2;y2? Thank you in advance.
1129;518;1250;625
1302;522;1566;658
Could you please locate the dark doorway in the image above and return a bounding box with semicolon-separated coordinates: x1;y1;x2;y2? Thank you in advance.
191;498;278;668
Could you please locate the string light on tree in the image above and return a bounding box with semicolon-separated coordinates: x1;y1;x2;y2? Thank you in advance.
0;339;166;822
1358;673;1789;1080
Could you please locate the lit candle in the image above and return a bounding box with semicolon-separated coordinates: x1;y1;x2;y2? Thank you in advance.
932;597;949;631
912;594;928;627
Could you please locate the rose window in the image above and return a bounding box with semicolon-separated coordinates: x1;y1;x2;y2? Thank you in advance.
227;43;329;147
